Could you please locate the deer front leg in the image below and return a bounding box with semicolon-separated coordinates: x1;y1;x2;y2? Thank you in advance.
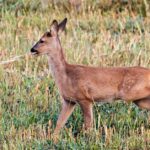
79;101;93;130
52;100;76;139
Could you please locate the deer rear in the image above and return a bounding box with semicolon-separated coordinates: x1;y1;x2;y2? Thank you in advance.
30;18;150;138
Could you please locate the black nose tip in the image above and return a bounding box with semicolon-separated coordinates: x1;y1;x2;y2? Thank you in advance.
31;48;37;53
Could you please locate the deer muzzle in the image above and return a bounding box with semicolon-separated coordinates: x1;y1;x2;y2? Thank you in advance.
31;48;38;55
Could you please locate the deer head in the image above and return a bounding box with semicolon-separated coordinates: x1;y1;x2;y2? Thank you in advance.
31;18;67;55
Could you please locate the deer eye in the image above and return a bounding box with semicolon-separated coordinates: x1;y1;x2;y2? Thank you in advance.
40;40;44;43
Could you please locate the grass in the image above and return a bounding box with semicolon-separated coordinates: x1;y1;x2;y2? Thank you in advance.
0;0;150;149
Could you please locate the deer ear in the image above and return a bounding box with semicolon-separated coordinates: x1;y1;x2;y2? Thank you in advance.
50;20;58;36
58;18;67;34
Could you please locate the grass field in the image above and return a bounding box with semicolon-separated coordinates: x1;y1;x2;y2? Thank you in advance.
0;0;150;149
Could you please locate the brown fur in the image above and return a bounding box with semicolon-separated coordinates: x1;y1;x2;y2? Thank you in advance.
31;18;150;137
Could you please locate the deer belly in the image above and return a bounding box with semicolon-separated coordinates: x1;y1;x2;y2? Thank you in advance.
81;85;119;102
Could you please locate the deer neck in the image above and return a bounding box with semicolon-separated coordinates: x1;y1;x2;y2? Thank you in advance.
47;46;67;90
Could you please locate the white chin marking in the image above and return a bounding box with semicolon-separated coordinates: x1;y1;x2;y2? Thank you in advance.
31;52;38;55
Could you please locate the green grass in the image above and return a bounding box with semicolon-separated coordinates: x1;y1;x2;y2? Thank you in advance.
0;0;150;149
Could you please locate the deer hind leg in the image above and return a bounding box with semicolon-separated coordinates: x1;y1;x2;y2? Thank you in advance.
53;100;76;137
134;97;150;110
79;101;93;130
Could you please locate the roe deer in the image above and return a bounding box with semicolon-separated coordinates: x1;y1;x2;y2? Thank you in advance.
31;18;150;138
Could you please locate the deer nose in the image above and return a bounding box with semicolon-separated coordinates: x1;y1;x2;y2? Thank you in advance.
31;48;37;53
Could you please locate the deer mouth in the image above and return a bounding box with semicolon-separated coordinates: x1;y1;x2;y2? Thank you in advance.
31;51;39;55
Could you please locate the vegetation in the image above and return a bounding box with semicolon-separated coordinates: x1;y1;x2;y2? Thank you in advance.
0;0;150;149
